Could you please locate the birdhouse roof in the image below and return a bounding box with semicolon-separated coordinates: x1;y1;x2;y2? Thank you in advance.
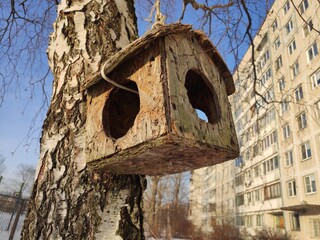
84;23;235;95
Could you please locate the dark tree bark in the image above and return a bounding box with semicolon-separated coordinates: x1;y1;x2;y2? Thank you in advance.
21;1;145;239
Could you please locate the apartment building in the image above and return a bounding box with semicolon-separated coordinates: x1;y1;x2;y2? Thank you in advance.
189;160;236;232
190;0;320;239
232;0;320;238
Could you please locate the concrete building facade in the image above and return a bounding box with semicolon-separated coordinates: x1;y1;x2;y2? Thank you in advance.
190;0;320;239
189;160;236;232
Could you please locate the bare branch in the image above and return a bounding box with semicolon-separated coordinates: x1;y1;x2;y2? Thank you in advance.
290;0;320;35
179;0;235;22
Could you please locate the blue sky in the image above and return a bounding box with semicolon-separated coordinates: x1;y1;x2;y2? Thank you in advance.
0;77;51;191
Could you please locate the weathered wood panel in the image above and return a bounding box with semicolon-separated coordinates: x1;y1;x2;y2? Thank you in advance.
165;32;238;152
86;42;168;165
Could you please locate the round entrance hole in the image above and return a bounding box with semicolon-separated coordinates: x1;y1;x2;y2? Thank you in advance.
103;81;140;139
184;70;221;124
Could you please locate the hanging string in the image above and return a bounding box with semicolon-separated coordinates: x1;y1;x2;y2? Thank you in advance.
145;0;166;29
100;68;139;94
154;0;165;27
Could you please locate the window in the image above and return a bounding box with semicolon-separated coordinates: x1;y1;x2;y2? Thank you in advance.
285;150;293;166
236;215;245;226
264;182;281;200
235;156;244;167
264;50;270;62
291;61;299;78
283;1;290;15
301;141;312;160
259;50;270;69
255;189;261;202
264;88;274;102
297;112;307;130
310;219;320;238
282;124;291;139
279;77;285;91
259;68;272;88
299;0;309;14
235;174;244;186
208;203;216;212
307;42;319;62
294;85;303;101
262;131;277;150
304;174;316;194
281;98;289;114
290;213;301;231
315;100;320;119
285;19;294;35
288;39;296;55
263;155;279;174
246;215;252;227
256;214;263;227
272;19;278;32
287;180;297;197
254;166;260;177
303;19;313;37
275;55;283;71
247;192;252;204
252;144;260;157
236;194;244;206
274;36;281;50
311;69;320;88
266;67;272;79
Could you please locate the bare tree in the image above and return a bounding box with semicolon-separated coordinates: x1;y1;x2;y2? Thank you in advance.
0;154;5;176
9;164;36;197
144;172;190;238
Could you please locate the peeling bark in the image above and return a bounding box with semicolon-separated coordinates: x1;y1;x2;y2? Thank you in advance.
21;1;145;239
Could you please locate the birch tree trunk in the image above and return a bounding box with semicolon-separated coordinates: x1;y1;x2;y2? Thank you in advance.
21;1;145;239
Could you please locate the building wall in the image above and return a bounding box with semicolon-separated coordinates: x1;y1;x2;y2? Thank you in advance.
190;0;320;239
231;0;320;239
189;160;236;232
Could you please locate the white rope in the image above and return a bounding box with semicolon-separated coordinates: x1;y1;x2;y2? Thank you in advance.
100;64;157;106
100;62;139;94
145;0;166;29
153;0;165;28
155;0;162;23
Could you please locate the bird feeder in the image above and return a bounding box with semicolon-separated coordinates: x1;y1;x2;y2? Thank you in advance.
83;24;239;176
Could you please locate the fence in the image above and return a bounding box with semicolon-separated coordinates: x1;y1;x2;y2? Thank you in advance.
0;194;28;240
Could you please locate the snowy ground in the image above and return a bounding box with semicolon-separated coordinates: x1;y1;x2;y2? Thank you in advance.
0;212;25;240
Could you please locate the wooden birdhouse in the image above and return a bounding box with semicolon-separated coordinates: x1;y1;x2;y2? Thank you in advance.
84;24;239;176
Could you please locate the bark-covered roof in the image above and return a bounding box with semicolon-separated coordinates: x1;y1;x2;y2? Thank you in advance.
84;23;234;95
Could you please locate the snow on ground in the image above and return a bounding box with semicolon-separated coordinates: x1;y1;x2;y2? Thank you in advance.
0;212;25;240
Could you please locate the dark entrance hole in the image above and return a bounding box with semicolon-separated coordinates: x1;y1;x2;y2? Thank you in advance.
103;80;140;139
184;70;221;124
